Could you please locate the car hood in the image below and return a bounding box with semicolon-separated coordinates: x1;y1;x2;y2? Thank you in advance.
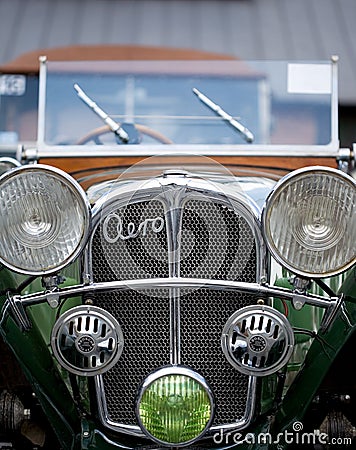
83;159;277;216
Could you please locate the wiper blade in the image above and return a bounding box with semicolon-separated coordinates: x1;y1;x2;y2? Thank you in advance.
192;87;254;143
74;83;129;143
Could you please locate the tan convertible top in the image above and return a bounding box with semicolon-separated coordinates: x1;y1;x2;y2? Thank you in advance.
0;44;235;73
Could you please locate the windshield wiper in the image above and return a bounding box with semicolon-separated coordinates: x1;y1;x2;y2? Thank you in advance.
74;83;129;143
192;87;254;143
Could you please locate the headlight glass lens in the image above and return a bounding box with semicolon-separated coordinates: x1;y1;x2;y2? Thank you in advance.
137;368;213;446
0;165;90;274
263;167;356;277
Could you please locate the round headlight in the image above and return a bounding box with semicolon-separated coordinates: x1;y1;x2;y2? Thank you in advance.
137;367;214;446
0;164;90;275
262;167;356;278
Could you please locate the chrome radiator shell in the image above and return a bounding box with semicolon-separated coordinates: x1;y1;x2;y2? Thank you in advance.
86;180;265;436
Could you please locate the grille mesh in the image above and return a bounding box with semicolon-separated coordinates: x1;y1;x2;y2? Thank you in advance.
180;290;253;424
180;200;256;281
98;290;170;424
92;201;168;281
91;194;258;429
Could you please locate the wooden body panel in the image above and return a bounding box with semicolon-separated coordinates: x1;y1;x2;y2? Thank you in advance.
41;155;337;179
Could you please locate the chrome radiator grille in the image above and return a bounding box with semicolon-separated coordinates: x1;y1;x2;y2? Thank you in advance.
90;193;258;428
97;290;171;424
180;200;257;281
179;290;253;424
92;200;168;281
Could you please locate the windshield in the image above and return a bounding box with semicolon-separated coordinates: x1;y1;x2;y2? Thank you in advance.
38;59;336;151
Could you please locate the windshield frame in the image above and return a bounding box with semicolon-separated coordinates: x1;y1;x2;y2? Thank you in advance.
35;56;340;158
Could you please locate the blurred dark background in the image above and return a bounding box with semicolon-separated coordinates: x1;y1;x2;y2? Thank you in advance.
0;0;355;149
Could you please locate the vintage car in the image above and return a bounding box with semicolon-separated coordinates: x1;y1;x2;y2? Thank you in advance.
0;47;355;449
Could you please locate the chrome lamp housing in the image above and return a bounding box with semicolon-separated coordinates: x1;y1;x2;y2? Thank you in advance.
136;366;214;446
262;166;356;278
0;164;91;275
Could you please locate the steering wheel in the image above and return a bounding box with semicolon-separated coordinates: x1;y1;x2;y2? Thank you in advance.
77;124;173;145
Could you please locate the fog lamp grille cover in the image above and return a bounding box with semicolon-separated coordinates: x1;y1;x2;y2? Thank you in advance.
51;305;124;376
222;305;294;376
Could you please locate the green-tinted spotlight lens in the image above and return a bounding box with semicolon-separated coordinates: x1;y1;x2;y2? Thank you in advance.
137;368;213;446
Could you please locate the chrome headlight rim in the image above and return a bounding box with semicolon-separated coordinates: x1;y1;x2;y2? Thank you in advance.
0;163;91;275
136;366;215;447
262;166;356;278
0;157;21;176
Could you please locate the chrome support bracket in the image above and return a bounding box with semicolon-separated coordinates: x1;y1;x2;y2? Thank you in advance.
42;275;65;308
6;293;31;332
319;295;344;333
337;148;353;173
